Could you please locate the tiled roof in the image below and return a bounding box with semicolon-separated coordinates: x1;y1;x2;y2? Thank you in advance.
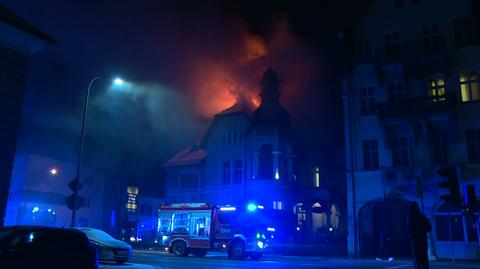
162;143;206;167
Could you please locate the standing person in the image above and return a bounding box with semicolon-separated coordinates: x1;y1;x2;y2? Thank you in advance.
407;202;431;269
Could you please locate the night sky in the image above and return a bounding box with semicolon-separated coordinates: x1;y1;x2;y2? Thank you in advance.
3;0;373;195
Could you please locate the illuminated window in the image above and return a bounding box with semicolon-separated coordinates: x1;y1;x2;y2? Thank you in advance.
460;71;479;102
426;76;445;102
314;167;320;187
330;204;340;229
388;81;406;103
466;130;480;163
363;139;379;170
294;203;306;223
222;161;231;184
233;160;242;184
273;201;283;210
454;17;474;48
126;186;138;213
360;86;375;115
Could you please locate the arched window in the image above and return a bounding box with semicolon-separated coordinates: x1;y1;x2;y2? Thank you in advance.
258;144;273;179
330;204;340;229
312;202;328;232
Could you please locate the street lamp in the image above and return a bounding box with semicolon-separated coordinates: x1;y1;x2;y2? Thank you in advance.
114;77;124;86
70;75;125;227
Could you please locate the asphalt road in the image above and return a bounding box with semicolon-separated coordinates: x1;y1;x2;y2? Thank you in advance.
96;250;479;269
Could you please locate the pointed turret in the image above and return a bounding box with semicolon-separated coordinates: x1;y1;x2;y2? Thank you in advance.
252;68;290;127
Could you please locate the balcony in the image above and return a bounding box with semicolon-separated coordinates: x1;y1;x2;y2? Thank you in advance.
358;38;450;78
377;94;456;120
381;166;439;187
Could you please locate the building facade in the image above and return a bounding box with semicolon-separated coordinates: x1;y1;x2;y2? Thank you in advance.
344;0;480;259
163;69;342;243
0;4;55;226
4;154;105;228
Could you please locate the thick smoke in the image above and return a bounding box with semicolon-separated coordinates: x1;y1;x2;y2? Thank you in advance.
173;14;321;118
12;0;329;193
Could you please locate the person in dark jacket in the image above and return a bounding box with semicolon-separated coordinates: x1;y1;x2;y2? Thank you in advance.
407;202;432;269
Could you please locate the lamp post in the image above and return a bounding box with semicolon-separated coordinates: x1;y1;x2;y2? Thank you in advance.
70;75;124;227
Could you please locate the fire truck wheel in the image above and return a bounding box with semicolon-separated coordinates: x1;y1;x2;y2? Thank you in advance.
172;241;188;257
228;242;246;260
191;248;208;257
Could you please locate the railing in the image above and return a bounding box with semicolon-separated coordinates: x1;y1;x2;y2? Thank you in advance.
377;94;456;119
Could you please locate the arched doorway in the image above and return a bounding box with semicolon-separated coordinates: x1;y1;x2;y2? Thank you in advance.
312;202;328;233
330;204;340;229
358;198;411;258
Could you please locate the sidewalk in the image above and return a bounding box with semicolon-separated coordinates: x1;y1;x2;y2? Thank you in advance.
431;259;480;268
270;242;347;256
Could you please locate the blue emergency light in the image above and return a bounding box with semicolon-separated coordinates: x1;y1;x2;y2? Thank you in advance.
247;203;257;212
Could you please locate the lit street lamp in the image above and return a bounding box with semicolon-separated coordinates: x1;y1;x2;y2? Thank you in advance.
70;76;124;227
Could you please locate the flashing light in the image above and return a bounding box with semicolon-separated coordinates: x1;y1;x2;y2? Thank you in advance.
164;247;169;251
256;233;261;239
129;237;136;242
271;235;274;239
137;238;142;242
257;205;264;209
222;243;227;249
52;212;55;215
296;226;300;231
257;241;264;249
247;203;257;212
329;227;334;232
50;168;58;175
47;208;52;213
262;234;266;239
267;227;276;232
219;206;237;211
275;170;280;180
154;240;158;244
32;206;39;213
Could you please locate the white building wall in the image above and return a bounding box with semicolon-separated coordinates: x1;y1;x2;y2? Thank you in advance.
346;0;480;259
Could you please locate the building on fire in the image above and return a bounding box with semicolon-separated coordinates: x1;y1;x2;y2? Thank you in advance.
343;0;480;260
162;68;343;243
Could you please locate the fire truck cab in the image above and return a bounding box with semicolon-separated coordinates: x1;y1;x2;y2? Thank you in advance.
157;203;273;260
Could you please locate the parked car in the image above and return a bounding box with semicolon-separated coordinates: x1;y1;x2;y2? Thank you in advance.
74;227;131;264
0;226;97;269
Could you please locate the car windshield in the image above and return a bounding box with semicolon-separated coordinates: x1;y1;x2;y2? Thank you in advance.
77;228;114;241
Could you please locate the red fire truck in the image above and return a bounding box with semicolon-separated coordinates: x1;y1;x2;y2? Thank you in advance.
157;203;274;260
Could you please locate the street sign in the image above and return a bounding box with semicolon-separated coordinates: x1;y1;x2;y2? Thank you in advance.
68;178;84;192
66;194;85;210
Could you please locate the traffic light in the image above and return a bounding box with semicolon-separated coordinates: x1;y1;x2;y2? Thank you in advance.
464;184;477;213
437;165;461;207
